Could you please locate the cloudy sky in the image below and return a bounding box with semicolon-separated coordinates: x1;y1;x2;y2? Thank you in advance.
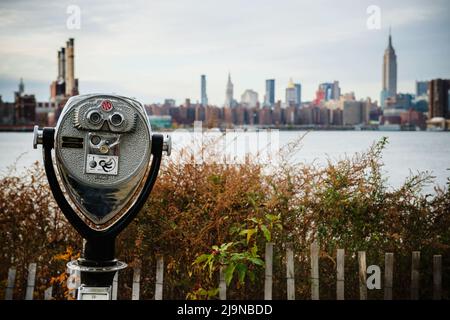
0;0;449;104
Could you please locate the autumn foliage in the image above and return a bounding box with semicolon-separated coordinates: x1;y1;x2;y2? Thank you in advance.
0;136;449;299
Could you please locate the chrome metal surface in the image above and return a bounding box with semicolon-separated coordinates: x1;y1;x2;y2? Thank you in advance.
163;134;172;156
67;260;127;273
54;94;153;230
77;286;111;300
33;125;43;149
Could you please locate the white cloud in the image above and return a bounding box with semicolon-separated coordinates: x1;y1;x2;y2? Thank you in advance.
0;0;449;103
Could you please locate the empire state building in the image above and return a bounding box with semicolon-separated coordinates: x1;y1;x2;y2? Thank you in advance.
381;31;397;107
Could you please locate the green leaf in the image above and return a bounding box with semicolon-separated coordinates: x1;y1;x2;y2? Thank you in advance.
224;263;236;286
248;217;259;224
238;230;247;236
239;228;257;244
230;253;245;261
249;257;264;266
220;242;234;252
208;258;215;277
235;263;247;284
250;245;258;256
260;224;271;241
207;288;219;298
248;271;256;283
193;254;210;265
229;225;241;235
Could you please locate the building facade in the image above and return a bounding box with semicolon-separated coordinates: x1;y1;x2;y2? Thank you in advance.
265;79;275;107
241;89;258;108
295;83;302;106
343;101;369;125
318;81;340;101
50;38;79;103
429;79;450;119
416;81;429;97
0;96;14;125
381;31;397;107
285;78;297;107
201;74;208;107
332;81;341;100
224;73;234;108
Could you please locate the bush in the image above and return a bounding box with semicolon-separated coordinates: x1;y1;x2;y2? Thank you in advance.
0;137;449;299
0;162;81;299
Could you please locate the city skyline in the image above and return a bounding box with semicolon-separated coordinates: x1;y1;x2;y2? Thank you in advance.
1;37;448;132
0;0;449;104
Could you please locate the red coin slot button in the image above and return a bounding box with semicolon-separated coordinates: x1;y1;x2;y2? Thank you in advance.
101;100;113;112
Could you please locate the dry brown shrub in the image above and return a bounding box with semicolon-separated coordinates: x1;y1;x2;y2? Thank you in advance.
1;136;449;299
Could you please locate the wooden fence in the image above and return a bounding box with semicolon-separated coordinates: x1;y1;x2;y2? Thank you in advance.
3;243;444;300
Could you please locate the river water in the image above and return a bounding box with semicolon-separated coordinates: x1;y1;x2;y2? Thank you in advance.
1;131;449;193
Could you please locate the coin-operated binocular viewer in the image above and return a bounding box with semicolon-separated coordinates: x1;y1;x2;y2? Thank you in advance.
33;94;171;300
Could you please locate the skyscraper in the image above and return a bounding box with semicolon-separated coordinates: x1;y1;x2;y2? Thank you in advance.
295;83;302;106
201;75;208;107
381;30;397;107
241;89;258;108
429;79;450;119
18;78;24;96
265;79;275;107
285;78;296;107
224;73;234;108
343;101;369;125
332;81;340;100
416;81;429;97
319;83;333;101
318;81;340;101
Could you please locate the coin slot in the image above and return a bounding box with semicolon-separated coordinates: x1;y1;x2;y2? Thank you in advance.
62;136;83;148
62;142;83;148
62;136;84;143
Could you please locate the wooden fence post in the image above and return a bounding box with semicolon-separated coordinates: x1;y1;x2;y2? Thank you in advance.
433;255;442;300
132;267;141;300
384;253;394;300
358;251;367;300
286;243;295;300
25;263;37;300
310;242;319;300
219;267;226;300
44;287;53;300
4;267;16;300
112;272;119;300
411;251;420;300
264;242;273;300
155;256;164;300
336;249;344;300
66;267;80;299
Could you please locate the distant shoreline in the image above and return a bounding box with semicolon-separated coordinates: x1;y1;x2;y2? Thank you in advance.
0;125;432;133
0;125;34;132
